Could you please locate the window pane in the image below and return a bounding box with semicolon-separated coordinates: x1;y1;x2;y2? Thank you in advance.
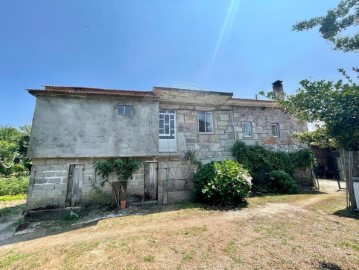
198;112;205;132
159;120;164;129
165;115;169;123
116;105;124;114
205;112;213;132
124;106;132;115
271;124;279;137
165;126;169;134
242;122;251;137
170;119;174;129
159;129;164;134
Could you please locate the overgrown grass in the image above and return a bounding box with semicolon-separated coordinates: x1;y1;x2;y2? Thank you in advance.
0;176;29;196
0;194;26;202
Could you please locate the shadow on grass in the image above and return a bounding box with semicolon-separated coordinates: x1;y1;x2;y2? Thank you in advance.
318;261;342;270
0;204;25;221
333;208;359;220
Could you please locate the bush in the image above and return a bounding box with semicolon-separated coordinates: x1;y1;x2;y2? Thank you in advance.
232;141;312;193
0;176;29;196
269;170;298;194
193;160;252;206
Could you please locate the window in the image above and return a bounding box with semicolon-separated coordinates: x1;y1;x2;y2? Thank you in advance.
242;122;252;137
159;110;175;138
271;123;280;137
198;112;213;133
116;105;132;115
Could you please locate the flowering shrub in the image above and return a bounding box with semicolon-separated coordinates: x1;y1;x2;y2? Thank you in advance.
193;160;251;206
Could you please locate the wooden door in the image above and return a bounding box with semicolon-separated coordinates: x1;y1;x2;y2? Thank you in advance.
66;164;84;207
144;162;157;201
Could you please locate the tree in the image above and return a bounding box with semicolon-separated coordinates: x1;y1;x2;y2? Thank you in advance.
275;76;359;151
0;125;31;176
293;0;359;52
289;0;359;211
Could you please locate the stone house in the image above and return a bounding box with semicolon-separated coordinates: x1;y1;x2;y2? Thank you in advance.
25;83;307;211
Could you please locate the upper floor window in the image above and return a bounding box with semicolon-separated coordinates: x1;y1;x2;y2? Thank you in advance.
242;122;252;137
271;123;280;137
116;105;133;115
198;112;213;133
159;110;176;137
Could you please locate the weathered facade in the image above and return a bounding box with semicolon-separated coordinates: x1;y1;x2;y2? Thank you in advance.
26;84;307;211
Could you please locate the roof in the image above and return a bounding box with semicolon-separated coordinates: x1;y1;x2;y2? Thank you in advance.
153;86;233;96
27;86;155;98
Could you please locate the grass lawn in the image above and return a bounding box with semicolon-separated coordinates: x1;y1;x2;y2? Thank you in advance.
0;180;358;269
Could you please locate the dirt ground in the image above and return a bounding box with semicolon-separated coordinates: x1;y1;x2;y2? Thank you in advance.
0;179;358;270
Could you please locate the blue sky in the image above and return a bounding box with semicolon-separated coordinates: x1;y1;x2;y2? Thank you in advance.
0;0;357;127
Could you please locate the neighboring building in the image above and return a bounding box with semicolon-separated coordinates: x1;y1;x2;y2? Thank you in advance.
25;83;307;211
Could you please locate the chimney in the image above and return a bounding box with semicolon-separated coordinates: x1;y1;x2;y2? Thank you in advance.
272;80;284;99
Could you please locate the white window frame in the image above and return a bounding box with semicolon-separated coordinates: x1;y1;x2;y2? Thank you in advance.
116;105;133;115
271;123;280;137
198;112;213;133
242;121;252;137
159;110;176;138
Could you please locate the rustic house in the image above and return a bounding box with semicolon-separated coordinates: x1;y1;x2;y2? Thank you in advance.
25;83;307;211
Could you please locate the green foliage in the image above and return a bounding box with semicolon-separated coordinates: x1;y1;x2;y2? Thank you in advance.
269;170;298;194
193;160;252;206
0;125;31;176
282;78;358;150
232;141;312;193
0;176;29;196
183;150;202;166
293;0;359;52
93;157;141;189
293;127;337;149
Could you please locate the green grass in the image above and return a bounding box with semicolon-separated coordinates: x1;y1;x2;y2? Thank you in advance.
143;255;154;262
0;194;26;202
337;241;359;252
0;252;30;268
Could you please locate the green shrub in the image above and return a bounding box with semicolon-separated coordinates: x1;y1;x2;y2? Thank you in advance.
0;176;29;196
232;141;312;193
269;170;298;194
193;160;252;206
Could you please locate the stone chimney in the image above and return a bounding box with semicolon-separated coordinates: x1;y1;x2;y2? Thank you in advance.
272;80;284;99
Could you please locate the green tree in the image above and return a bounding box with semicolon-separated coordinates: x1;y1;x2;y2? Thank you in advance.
0;125;31;176
275;77;359;150
293;0;359;52
288;0;359;210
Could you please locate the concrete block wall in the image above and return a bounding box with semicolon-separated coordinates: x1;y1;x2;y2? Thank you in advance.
27;156;197;209
26;158;152;210
27;158;113;210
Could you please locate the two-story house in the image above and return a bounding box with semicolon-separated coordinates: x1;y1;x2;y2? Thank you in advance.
25;83;307;211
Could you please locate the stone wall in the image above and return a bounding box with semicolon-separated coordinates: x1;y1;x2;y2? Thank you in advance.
157;156;197;204
160;103;307;164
